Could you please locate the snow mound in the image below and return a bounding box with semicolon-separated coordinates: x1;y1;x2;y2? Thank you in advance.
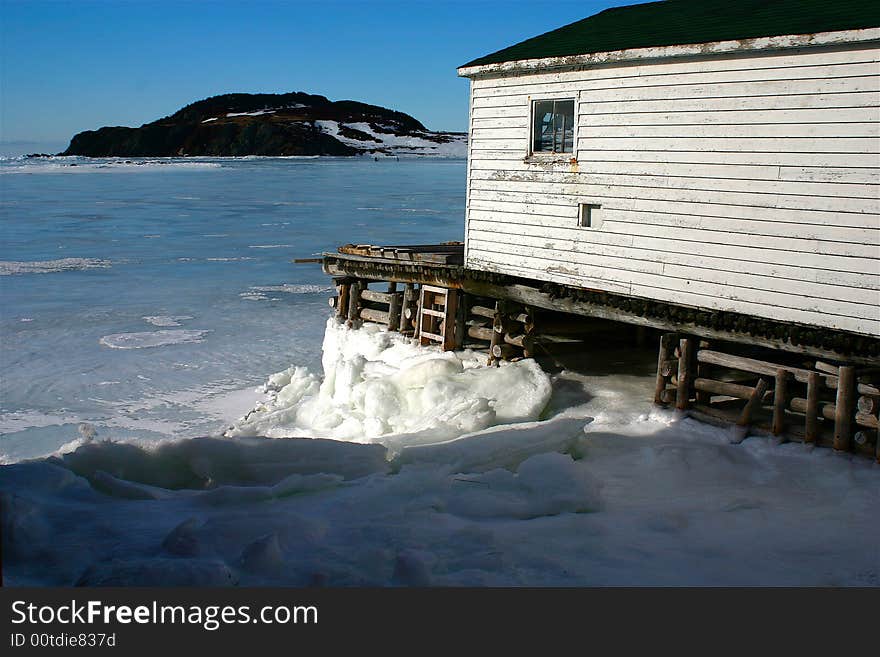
226;318;553;447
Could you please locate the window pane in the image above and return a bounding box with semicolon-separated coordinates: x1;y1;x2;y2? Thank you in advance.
532;100;554;153
532;99;574;153
555;100;574;153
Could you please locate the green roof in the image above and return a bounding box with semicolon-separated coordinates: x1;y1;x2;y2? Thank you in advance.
461;0;880;69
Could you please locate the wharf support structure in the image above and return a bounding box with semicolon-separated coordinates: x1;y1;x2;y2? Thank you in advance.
322;244;880;461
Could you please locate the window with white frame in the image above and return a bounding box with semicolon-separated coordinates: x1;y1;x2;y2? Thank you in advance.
531;99;575;154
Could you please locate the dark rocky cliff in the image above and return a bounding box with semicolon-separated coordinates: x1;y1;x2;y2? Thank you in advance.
61;92;465;157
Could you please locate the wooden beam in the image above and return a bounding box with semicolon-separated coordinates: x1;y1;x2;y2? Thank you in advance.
322;256;878;365
359;307;390;325
694;377;769;401
361;289;396;304
733;377;768;443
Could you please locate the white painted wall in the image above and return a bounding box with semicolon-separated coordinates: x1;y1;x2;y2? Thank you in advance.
462;42;880;337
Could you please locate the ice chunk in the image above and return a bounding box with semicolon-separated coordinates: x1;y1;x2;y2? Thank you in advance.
227;318;553;448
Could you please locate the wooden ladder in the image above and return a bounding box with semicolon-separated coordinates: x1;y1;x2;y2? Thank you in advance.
417;285;459;351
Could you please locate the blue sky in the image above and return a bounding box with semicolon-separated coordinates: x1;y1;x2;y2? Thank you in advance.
0;0;620;153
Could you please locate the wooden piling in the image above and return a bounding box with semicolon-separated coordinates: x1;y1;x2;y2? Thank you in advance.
388;292;402;332
654;333;675;405
400;283;415;334
772;369;791;438
347;281;362;329
489;301;504;364
833;365;856;451
336;282;350;321
805;371;820;444
675;337;694;411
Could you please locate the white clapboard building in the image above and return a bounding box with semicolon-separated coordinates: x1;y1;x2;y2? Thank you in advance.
458;0;880;339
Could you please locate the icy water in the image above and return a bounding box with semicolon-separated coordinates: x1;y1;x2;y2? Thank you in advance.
2;155;877;588
0;156;465;461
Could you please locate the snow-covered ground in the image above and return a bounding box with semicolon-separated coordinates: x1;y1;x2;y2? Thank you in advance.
2;319;877;586
315;120;467;157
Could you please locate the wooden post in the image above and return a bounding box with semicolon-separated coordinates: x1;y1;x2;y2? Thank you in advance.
833;365;856;452
732;378;769;443
772;369;790;438
401;283;415;335
443;289;459;351
347;280;362;329
675;337;694;411
805;371;820;444
488;301;504;364
654;333;675;405
387;292;402;332
413;285;423;340
454;293;468;349
336;282;350;321
694;340;711;404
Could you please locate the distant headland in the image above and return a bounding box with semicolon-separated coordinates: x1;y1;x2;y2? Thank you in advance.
60;92;466;157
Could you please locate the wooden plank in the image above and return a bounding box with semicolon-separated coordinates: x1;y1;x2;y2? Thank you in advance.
467;248;880;336
473;74;880;102
578;106;879;126
469;175;880;210
576;91;880;115
467;220;880;284
572;122;880;139
466;203;878;245
473;158;880;189
465;242;880;330
477;57;880;91
467;218;880;276
574;135;878;155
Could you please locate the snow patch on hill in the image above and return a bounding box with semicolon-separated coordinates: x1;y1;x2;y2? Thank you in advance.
315;120;467;157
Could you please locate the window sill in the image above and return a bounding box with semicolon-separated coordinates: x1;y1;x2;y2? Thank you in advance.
523;154;578;166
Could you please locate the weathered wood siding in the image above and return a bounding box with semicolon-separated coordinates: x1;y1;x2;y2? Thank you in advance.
464;43;880;337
